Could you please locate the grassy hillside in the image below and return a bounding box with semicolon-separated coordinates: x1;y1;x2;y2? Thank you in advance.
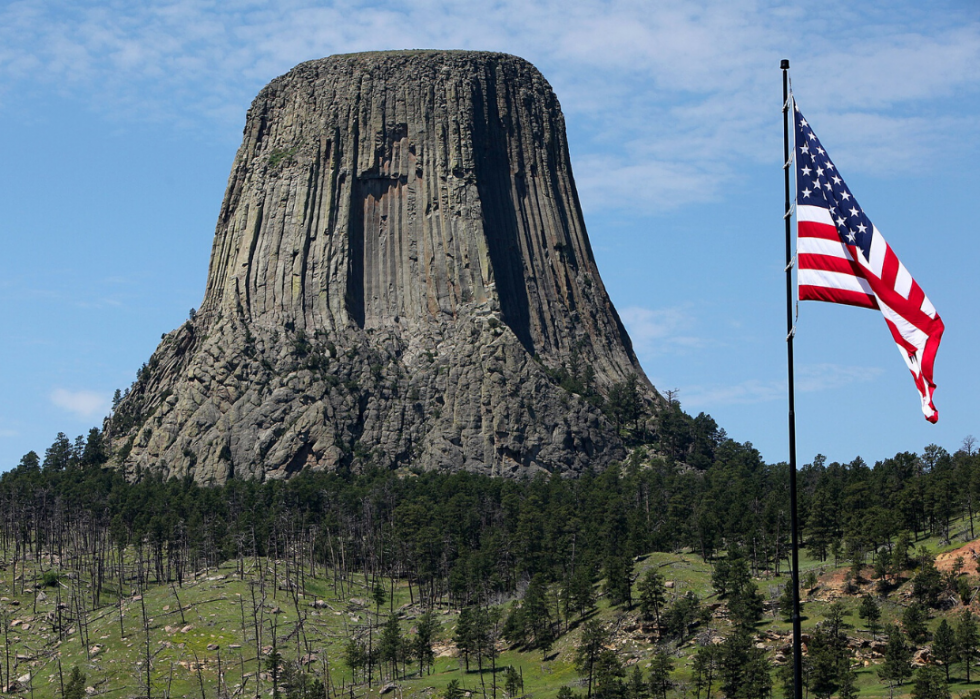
4;526;980;699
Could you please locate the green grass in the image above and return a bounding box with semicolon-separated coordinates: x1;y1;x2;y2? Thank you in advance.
3;515;980;698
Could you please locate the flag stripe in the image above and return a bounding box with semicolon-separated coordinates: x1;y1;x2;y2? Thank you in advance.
798;237;854;260
799;268;876;296
800;284;879;309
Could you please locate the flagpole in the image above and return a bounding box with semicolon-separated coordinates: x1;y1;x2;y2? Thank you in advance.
781;58;804;699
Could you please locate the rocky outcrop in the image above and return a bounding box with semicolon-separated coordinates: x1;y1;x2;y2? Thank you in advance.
108;50;661;482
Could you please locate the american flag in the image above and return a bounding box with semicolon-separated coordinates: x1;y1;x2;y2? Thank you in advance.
794;99;945;422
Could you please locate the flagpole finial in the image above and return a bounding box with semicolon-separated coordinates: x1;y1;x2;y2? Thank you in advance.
781;59;790;70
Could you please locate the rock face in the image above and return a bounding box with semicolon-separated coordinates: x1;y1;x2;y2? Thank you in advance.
108;50;661;482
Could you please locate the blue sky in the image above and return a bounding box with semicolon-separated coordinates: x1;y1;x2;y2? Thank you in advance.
1;0;977;470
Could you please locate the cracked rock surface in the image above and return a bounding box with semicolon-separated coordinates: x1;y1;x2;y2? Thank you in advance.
108;50;661;482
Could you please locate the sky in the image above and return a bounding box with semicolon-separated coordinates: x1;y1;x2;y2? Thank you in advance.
1;0;977;471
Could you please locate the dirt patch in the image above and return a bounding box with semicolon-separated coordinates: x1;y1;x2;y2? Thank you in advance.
935;540;980;575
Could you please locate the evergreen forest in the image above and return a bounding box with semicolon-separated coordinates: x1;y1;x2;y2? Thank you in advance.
1;405;979;699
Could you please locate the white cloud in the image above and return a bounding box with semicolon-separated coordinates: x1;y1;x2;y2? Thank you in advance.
50;388;108;420
796;362;884;393
619;305;704;355
683;379;785;408
1;0;976;210
681;363;883;409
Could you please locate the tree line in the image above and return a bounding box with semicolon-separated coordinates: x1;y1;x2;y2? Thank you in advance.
1;413;978;697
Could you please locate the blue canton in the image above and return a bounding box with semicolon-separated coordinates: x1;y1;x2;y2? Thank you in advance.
794;102;874;260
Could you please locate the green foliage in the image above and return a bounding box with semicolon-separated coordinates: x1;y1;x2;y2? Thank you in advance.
625;665;648;699
957;609;980;682
910;665;950;699
858;594;881;639
41;570;60;587
63;666;86;699
719;629;771;699
413;611;437;676
879;624;913;690
4;429;980;699
932;618;956;683
503;576;554;652
728;579;765;630
912;557;944;606
777;578;796;622
603;554;633;608
592;650;625;699
692;644;719;699
806;622;851;699
902;602;929;644
504;666;524;698
576;620;609;699
637;569;666;625
647;650;673;699
661;591;706;640
379;614;403;676
569;565;597;620
269;146;298;168
445;679;464;699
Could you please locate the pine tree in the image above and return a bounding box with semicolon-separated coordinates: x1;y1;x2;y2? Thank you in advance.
728;580;764;630
343;638;367;683
957;610;979;683
910;666;950;699
603;555;633;608
570;565;597;620
379;615;403;679
63;666;86;699
777;578;797;623
837;664;858;699
445;679;464;699
455;608;475;670
647;650;673;699
903;602;929;645
523;575;554;651
879;624;913;694
691;645;718;699
933;618;956;683
504;667;523;699
638;569;667;627
576;620;609;699
858;594;881;640
413;611;437;676
593;650;625;699
625;665;649;699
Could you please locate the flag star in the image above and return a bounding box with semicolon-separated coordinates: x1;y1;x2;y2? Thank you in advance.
824;182;833;191
809;132;817;141
836;216;846;226
829;206;836;214
832;176;841;185
840;191;851;201
816;147;825;155
800;144;810;154
856;223;867;234
801;165;812;176
800;117;807;125
849;207;859;217
826;162;835;170
802;187;813;198
816;167;824;176
846;230;856;243
812;179;821;190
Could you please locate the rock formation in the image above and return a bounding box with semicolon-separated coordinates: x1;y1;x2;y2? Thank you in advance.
108;50;661;482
